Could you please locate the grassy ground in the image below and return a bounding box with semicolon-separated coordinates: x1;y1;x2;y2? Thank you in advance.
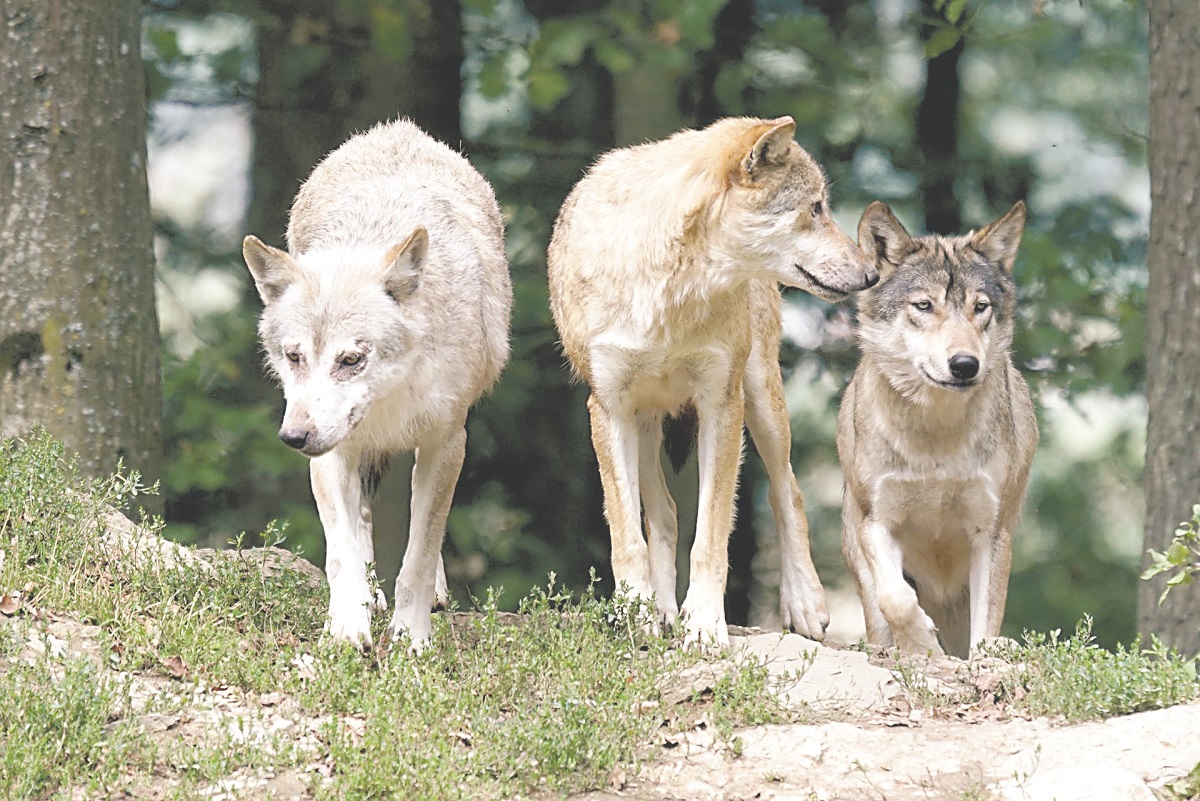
1;428;1197;800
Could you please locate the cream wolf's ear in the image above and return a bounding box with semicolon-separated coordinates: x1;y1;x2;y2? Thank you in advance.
857;201;912;278
382;225;429;301
243;235;300;306
742;116;795;179
971;201;1026;273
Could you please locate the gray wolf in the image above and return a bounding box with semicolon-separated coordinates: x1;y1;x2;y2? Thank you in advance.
242;119;512;651
838;201;1037;658
547;116;879;648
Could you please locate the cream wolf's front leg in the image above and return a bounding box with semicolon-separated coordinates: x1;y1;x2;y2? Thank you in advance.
387;424;467;652
588;394;654;606
681;378;745;650
310;449;380;649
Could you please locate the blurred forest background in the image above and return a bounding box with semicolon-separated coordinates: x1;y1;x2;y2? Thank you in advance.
140;0;1149;645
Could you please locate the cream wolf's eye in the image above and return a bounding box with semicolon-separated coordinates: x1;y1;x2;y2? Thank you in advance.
340;353;362;367
912;299;933;312
812;200;823;217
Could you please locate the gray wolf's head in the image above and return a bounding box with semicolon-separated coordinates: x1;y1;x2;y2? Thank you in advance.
705;117;879;301
241;227;428;456
853;201;1026;400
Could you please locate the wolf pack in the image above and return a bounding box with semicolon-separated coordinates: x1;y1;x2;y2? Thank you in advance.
242;117;1036;660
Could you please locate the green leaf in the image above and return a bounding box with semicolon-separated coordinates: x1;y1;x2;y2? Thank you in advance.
924;28;961;60
593;38;635;73
478;54;509;98
944;0;968;25
1166;540;1191;566
370;3;411;62
536;20;594;68
526;67;571;111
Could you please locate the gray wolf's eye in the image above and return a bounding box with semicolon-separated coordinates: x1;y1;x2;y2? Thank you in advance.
340;353;362;367
975;300;991;314
912;300;933;312
812;200;823;217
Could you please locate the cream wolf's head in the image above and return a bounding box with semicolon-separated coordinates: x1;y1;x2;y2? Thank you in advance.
853;201;1026;401
704;116;878;301
242;228;428;456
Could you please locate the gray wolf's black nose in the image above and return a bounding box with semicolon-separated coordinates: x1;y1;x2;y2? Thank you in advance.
279;428;310;450
949;354;980;380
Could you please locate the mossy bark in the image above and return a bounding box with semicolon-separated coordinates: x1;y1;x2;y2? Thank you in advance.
0;0;163;509
1140;0;1200;653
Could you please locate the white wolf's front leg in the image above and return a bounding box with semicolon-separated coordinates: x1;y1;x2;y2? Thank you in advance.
680;379;745;651
638;412;680;630
862;519;943;655
310;449;377;649
387;424;466;653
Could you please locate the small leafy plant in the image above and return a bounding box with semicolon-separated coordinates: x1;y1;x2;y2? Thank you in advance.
1142;504;1200;604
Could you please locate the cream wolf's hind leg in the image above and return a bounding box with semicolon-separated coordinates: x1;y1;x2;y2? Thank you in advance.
387;424;466;652
638;412;680;628
744;326;829;641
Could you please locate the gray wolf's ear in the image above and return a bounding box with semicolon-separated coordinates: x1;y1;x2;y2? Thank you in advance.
242;235;299;306
971;201;1026;273
742;116;795;180
857;201;912;278
383;225;428;301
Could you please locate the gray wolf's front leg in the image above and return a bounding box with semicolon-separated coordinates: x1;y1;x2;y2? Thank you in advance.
311;449;378;649
387;424;466;652
969;525;1011;652
861;518;943;655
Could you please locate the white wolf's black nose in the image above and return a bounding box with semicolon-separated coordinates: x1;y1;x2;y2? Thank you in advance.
949;354;980;381
279;427;310;450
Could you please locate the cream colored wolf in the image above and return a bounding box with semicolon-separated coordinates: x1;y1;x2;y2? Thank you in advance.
838;201;1037;658
242;120;512;651
548;116;879;647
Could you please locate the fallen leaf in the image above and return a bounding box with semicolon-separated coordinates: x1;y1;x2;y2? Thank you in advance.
0;592;20;616
161;655;189;679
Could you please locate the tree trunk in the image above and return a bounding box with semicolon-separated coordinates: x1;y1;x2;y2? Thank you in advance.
0;0;163;507
1139;0;1200;653
916;1;964;234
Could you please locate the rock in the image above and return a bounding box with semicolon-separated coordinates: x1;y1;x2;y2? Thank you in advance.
1001;765;1155;801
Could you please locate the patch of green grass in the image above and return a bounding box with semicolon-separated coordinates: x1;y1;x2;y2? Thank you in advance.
0;655;149;799
1;429;791;799
985;617;1198;721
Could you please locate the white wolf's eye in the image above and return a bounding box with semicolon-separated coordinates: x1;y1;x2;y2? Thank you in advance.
974;300;991;314
285;350;301;363
912;300;933;312
340;353;362;367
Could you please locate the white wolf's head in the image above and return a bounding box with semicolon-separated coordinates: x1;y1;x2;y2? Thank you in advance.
705;116;879;301
242;227;428;457
853;201;1026;402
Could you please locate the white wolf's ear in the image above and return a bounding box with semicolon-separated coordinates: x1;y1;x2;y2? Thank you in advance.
857;201;912;277
742;116;795;180
383;225;429;302
242;235;300;306
971;201;1026;273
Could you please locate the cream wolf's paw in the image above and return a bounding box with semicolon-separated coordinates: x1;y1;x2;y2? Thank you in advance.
892;618;945;657
680;600;729;653
384;603;433;655
780;575;830;642
433;556;449;611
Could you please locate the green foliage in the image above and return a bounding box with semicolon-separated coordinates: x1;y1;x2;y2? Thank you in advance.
984;618;1198;721
0;658;148;800
1142;504;1200;604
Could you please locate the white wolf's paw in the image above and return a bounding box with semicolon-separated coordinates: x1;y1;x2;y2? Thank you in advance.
433;558;449;611
325;601;374;652
384;604;433;655
679;599;729;654
370;586;387;615
780;577;830;642
657;601;680;637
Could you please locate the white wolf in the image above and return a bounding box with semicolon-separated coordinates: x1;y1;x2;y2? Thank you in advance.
242;119;512;651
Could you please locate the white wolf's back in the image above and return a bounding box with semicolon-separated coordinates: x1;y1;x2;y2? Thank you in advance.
287;119;511;393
